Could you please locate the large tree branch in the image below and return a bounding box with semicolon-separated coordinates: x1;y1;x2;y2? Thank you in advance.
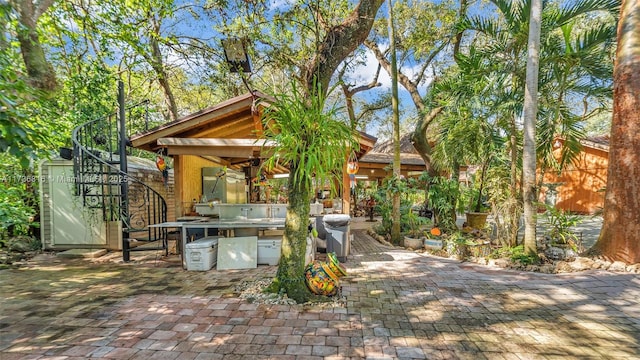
413;40;448;85
364;39;424;112
33;0;55;20
301;0;384;96
339;62;381;126
10;0;57;91
148;13;178;122
411;106;443;174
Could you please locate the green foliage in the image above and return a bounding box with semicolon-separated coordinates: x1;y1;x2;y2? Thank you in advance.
0;175;36;241
421;173;459;231
488;245;540;265
0;47;55;167
444;231;476;259
57;61;116;133
260;81;358;196
541;203;582;250
373;174;428;236
402;207;429;237
501;245;540;266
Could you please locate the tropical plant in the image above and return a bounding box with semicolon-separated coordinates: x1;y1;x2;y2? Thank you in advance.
435;0;619;247
402;208;429;238
260;81;358;303
372;174;425;241
0;176;37;242
541;203;582;251
423;174;459;232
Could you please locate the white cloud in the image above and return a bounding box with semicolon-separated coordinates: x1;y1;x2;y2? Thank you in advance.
268;0;295;11
345;47;433;96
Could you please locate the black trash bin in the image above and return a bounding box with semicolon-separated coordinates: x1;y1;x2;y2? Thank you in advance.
323;214;351;262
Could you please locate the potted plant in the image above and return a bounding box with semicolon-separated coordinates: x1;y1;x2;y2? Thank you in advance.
463;159;492;230
424;227;444;250
402;209;427;249
447;231;473;260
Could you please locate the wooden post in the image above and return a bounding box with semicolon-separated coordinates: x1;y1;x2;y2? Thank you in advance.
173;155;184;218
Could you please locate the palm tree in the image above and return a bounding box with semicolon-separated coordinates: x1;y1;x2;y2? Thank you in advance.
522;0;543;255
454;0;618;246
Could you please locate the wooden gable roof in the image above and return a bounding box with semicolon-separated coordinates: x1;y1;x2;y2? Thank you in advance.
130;92;269;152
129;91;377;163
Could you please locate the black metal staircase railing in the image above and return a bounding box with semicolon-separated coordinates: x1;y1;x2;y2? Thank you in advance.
71;93;168;261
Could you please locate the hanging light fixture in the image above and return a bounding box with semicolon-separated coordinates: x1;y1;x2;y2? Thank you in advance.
222;38;252;73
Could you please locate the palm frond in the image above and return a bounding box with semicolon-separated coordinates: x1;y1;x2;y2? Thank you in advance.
555;0;620;27
463;15;501;37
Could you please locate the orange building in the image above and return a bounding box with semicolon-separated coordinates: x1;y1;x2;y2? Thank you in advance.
540;136;609;214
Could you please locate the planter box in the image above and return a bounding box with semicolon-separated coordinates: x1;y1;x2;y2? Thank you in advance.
468;241;491;257
403;236;423;249
424;238;443;250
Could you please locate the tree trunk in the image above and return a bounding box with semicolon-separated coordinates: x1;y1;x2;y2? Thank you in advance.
301;0;384;96
10;0;58;92
522;0;542;255
270;165;313;302
149;15;179;122
593;0;640;264
509;116;520;246
363;39;441;173
411;107;442;175
388;0;402;244
271;0;383;303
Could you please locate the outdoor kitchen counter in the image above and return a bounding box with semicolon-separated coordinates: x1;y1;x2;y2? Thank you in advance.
149;218;286;269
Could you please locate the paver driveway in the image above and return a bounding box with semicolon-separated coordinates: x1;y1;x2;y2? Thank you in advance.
1;230;639;359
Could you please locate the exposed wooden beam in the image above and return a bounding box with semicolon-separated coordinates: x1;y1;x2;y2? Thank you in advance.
158;137;274;147
158;137;275;158
166;146;254;158
199;155;230;166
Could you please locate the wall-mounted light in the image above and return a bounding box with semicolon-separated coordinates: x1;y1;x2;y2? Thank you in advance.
222;38;252;73
354;175;369;180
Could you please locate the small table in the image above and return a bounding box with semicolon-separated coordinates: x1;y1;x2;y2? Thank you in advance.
148;220;206;269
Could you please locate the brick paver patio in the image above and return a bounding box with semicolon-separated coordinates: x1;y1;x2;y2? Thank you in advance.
1;229;639;359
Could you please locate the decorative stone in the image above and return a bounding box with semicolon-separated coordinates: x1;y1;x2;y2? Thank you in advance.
491;259;509;268
539;264;555;274
545;246;566;261
571;257;595;271
599;260;612;270
564;249;578;261
555;261;572;273
609;261;627;272
627;264;640;273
